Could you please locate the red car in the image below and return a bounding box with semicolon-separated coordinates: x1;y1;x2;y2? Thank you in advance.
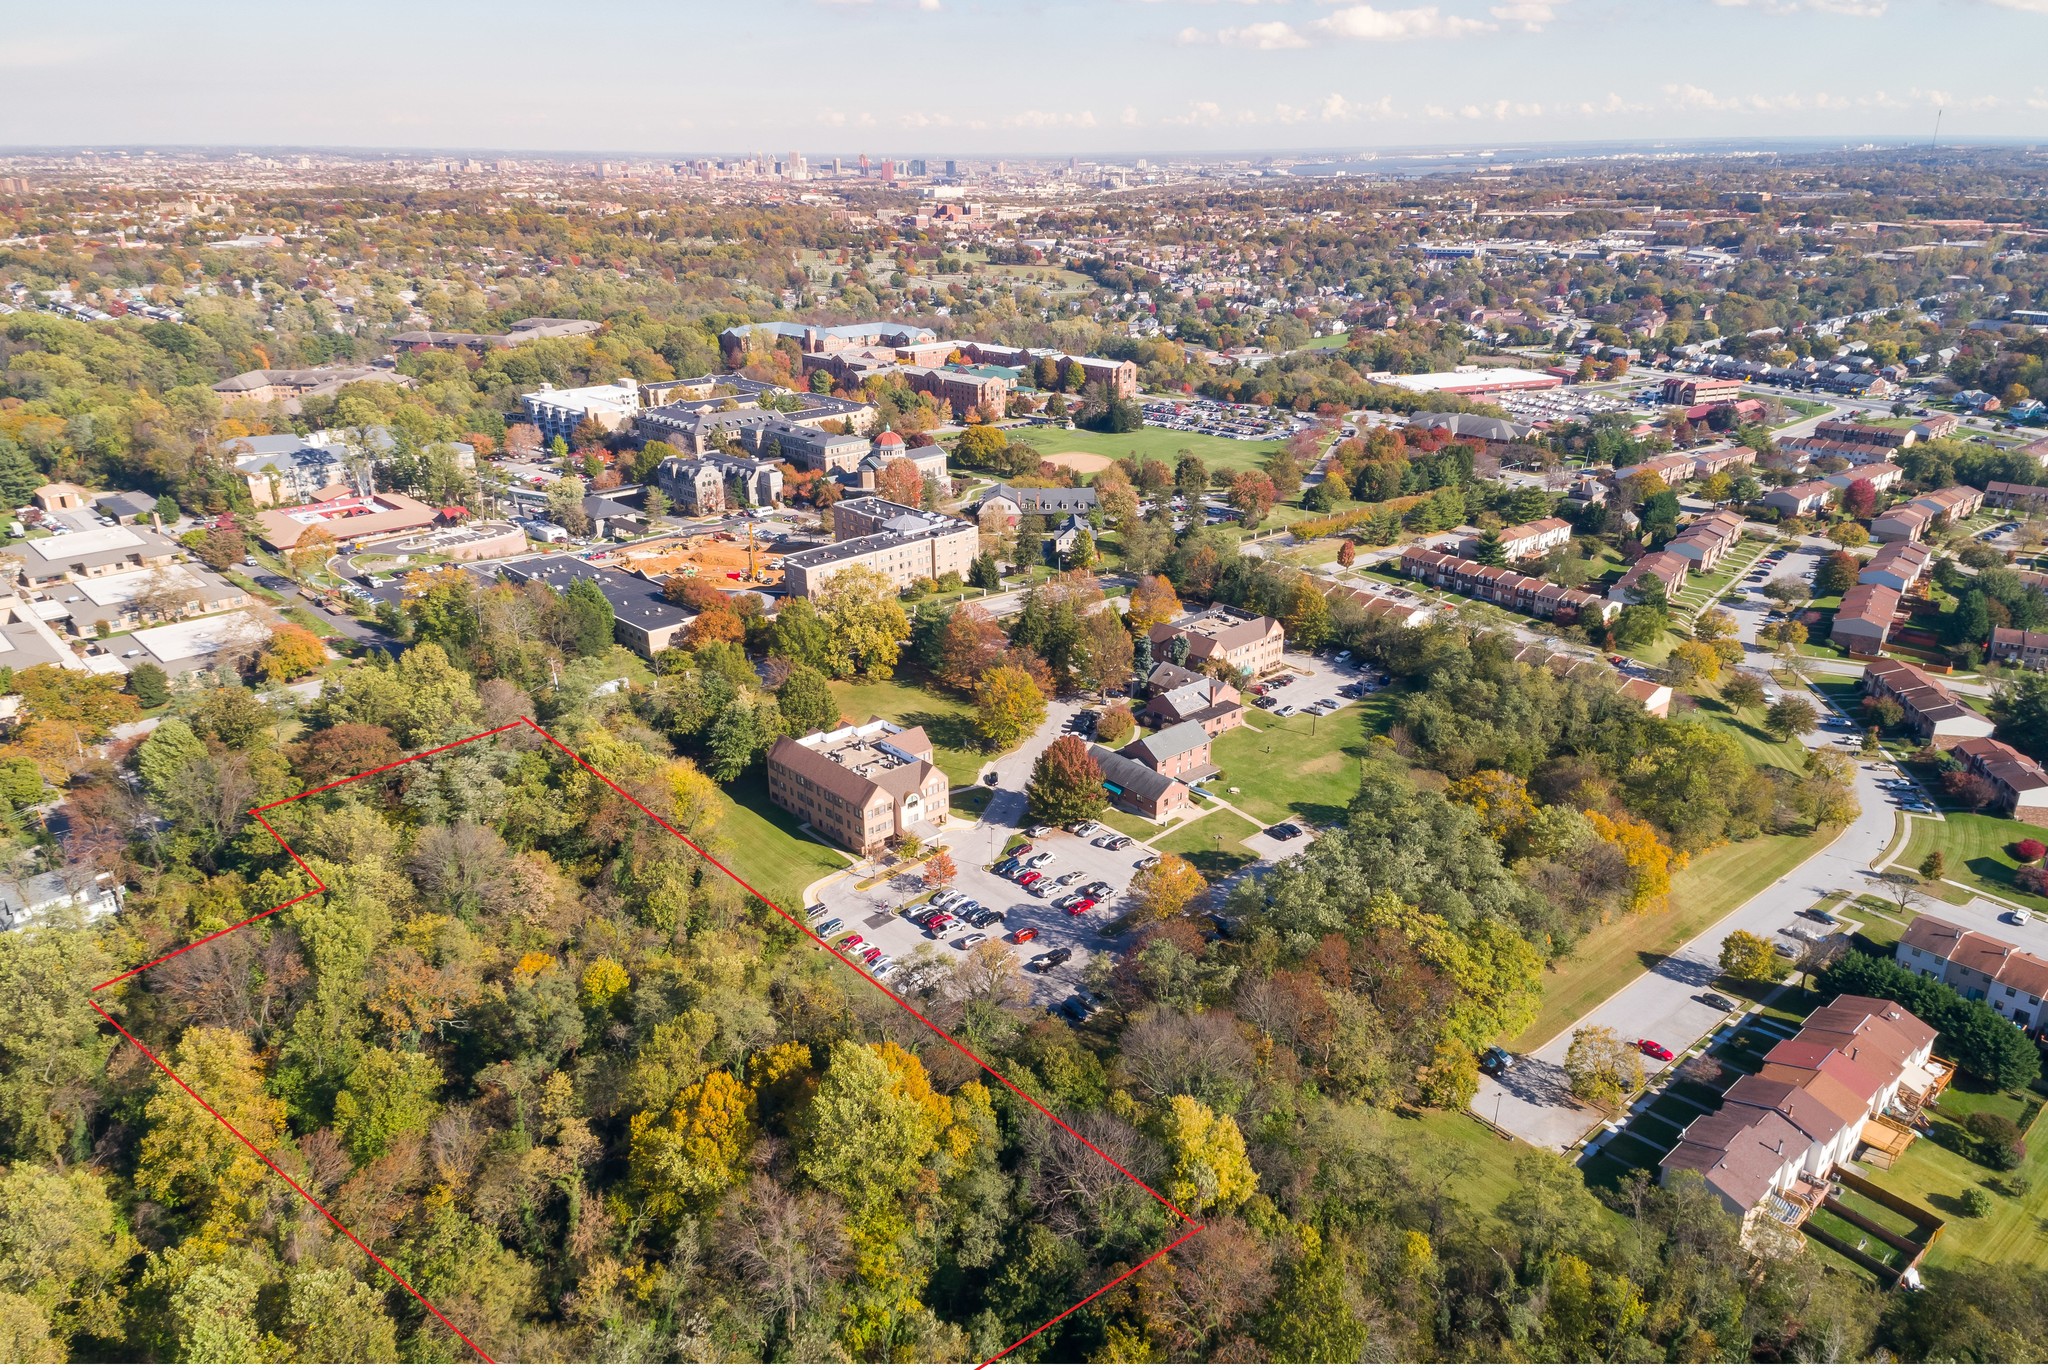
1018;871;1043;887
1636;1039;1674;1061
1012;927;1039;944
1064;897;1096;916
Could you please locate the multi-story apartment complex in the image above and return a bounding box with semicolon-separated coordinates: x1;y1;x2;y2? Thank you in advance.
1831;583;1901;656
1989;626;2048;672
1862;659;1997;744
1488;515;1573;562
1147;605;1285;679
1666;510;1745;571
520;378;644;445
1762;480;1837;518
1947;735;2048;823
1402;547;1617;623
780;498;977;597
896;365;1011;421
1661;375;1743;405
1858;541;1930;593
1663;996;1945;1226
765;719;950;855
1610;550;1691;604
1898;916;2048;1030
1872;486;1985;542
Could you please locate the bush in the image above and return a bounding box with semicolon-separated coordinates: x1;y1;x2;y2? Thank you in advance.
1969;1111;2027;1171
2015;838;2047;864
2016;865;2048;897
1962;1186;1995;1217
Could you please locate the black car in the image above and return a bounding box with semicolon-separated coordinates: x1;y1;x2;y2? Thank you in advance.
1479;1046;1516;1076
1699;992;1737;1012
1265;822;1303;841
1028;947;1074;972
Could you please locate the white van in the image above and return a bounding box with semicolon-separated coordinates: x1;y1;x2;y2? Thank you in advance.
2011;908;2032;926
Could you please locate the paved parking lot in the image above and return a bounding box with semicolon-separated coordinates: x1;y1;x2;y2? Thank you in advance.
808;818;1159;1006
1248;650;1382;718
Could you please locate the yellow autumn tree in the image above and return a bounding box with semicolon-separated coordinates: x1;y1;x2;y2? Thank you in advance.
1584;809;1678;914
136;1028;287;1232
1161;1095;1258;1215
628;1068;756;1218
1444;769;1537;843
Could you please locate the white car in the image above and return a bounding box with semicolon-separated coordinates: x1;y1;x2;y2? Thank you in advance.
956;932;987;950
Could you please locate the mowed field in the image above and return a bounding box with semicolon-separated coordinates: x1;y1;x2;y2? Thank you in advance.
1012;425;1284;475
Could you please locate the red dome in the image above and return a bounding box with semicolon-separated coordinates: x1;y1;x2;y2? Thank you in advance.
875;429;905;447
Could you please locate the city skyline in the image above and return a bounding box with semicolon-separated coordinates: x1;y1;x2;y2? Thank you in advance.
4;0;2043;154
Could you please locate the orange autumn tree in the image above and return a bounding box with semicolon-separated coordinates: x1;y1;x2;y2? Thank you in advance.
1585;809;1680;914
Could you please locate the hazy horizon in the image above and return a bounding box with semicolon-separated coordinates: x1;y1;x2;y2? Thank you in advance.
3;0;2042;155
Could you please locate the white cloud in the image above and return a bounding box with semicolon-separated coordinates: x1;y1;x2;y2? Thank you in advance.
1121;105;1142;125
1163;101;1228;126
1986;0;2048;12
1490;1;1562;29
1318;92;1399;120
1180;19;1310;45
1710;0;1887;15
1313;5;1497;40
1000;108;1098;128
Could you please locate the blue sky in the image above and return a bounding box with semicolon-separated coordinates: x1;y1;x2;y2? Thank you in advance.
2;0;2042;155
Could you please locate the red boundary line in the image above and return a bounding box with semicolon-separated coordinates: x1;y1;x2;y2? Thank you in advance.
89;716;1199;1366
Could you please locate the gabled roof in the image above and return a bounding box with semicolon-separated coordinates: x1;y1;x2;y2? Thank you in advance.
1122;721;1210;768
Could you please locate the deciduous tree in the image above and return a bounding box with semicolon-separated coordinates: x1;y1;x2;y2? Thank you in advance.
1026;736;1106;826
973;665;1045;752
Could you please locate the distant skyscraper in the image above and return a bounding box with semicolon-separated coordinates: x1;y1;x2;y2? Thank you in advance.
945;160;957;178
881;159;895;182
909;159;927;176
832;157;843;175
858;152;870;176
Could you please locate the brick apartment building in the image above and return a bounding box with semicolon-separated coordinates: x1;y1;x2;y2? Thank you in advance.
781;498;978;596
766;719;950;855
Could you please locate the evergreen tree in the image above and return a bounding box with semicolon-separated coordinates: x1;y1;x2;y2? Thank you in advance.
562;579;615;657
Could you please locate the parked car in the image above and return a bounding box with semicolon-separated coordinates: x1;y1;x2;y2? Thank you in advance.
1636;1039;1674;1062
814;918;843;938
1054;871;1082;886
1082;881;1114;899
1018;871;1043;888
1699;992;1737;1012
956;932;987;950
1028;947;1074;972
805;904;827;920
1059;992;1100;1024
1012;927;1039;944
1479;1046;1516;1076
836;933;865;952
1265;822;1303;841
1136;854;1161;870
860;946;883;966
1025;825;1051;838
1064;897;1096;916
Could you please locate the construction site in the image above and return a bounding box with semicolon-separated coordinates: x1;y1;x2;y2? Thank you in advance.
605;529;787;592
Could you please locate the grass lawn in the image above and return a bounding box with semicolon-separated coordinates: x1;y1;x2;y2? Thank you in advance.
1895;810;2048;912
1209;695;1397;827
1885;1121;2048;1271
1691;692;1809;774
1097;806;1167;840
1754;393;1831;423
1155;809;1262;877
952;786;993;821
1511;823;1839;1051
1376;1107;1612;1221
827;677;988;786
717;764;854;914
1012;425;1283;476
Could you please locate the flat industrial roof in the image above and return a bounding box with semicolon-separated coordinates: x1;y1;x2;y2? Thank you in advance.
130;610;269;665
